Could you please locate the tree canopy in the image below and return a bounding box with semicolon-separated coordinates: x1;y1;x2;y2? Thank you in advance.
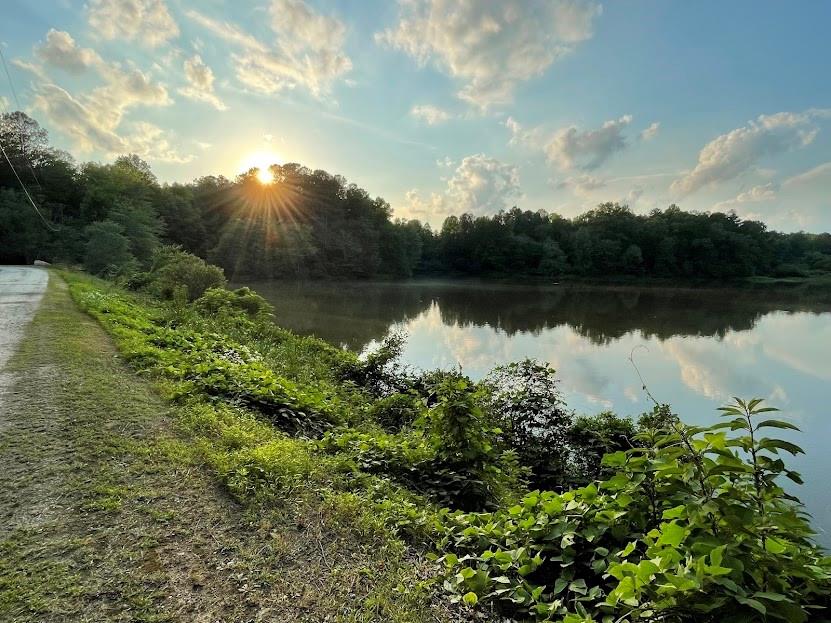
2;111;831;281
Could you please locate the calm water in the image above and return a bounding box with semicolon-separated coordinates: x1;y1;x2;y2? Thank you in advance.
244;279;831;544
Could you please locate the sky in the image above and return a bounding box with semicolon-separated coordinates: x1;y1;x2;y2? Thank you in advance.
1;0;830;231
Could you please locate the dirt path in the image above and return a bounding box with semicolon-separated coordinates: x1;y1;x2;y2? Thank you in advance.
0;274;456;623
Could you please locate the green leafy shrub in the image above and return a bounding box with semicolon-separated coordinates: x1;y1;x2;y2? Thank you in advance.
420;377;523;510
565;411;637;487
437;399;831;622
484;359;573;490
338;331;412;395
71;279;341;436
368;392;424;431
321;428;433;476
144;245;226;301
195;286;274;320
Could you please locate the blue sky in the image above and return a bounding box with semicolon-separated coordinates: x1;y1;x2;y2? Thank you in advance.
2;0;830;230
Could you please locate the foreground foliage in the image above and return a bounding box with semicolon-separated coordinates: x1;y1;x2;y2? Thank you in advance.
64;270;831;622
439;402;831;621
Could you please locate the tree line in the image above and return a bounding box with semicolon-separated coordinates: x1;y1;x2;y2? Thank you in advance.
2;111;831;281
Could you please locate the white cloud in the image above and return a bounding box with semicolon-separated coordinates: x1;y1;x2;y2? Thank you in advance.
179;54;227;111
556;173;605;197
87;0;179;48
35;29;102;74
25;29;189;163
88;64;172;132
187;0;352;98
640;121;660;141
714;182;778;210
127;121;194;163
32;83;126;153
403;154;521;220
509;114;634;171
410;104;452;125
377;0;601;110
32;83;190;162
627;186;644;203
783;161;831;188
671;110;830;196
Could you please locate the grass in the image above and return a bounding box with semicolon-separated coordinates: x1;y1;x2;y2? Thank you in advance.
0;272;462;622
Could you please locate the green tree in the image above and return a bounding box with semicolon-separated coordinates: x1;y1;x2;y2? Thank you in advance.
83;220;135;276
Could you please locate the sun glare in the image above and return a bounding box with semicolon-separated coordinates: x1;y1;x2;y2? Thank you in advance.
240;150;283;184
256;168;274;185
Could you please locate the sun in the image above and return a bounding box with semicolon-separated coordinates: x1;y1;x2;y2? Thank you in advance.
239;150;283;184
256;167;274;185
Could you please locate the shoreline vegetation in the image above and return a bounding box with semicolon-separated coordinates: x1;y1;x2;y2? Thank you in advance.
16;255;827;622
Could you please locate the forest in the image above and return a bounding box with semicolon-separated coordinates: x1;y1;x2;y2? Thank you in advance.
3;110;831;282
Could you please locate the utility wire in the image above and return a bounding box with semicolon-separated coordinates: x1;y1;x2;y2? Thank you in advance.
0;137;57;231
0;43;55;231
0;46;43;189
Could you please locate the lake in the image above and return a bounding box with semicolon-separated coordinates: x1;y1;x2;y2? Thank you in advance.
243;279;831;545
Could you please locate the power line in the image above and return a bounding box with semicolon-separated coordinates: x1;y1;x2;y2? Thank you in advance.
0;46;43;189
0;137;57;231
0;47;21;111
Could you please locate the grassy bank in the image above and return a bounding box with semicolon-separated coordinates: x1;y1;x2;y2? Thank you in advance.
0;273;458;622
8;267;829;622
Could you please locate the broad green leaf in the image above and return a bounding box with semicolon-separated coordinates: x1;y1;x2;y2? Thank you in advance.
755;419;800;432
656;521;687;548
736;596;766;614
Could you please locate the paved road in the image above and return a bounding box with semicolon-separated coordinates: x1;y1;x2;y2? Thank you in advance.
0;266;49;413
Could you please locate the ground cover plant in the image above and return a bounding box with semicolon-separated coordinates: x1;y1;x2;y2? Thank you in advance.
62;263;831;622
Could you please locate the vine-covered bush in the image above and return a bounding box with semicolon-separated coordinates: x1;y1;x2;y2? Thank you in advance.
565;411;637;486
141;245;227;301
485;360;572;490
437;400;831;622
195;286;274;320
368;392;424;431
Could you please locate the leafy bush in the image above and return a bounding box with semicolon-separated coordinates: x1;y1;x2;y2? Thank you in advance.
321;428;433;476
72;280;341;436
484;359;573;490
195;286;274;320
368;392;424;431
339;331;412;395
565;411;637;486
422;377;523;510
144;245;226;301
437;399;831;622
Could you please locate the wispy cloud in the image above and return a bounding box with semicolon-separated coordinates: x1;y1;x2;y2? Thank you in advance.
186;0;352;99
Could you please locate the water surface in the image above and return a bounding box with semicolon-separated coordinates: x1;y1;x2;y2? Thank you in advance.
245;279;831;544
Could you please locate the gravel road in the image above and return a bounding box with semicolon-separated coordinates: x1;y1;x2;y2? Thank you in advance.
0;266;49;413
